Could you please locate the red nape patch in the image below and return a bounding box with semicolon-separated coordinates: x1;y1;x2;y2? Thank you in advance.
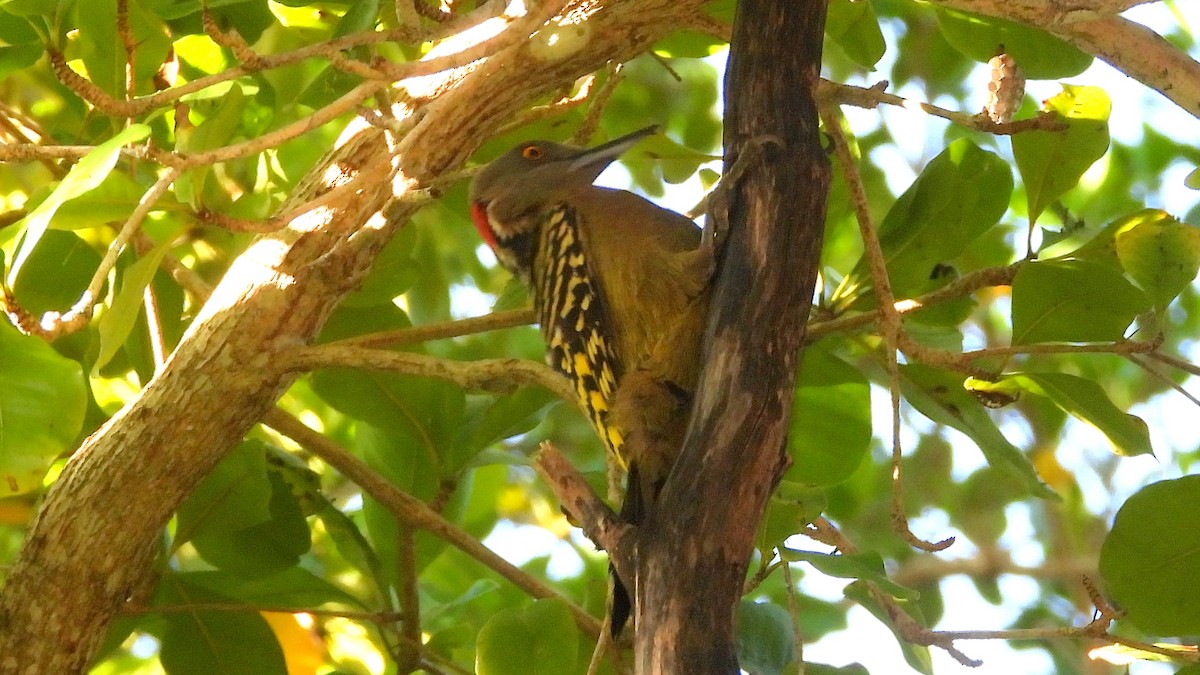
469;202;497;249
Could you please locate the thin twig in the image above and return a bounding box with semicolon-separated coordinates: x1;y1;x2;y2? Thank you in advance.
803;519;1200;666
125;601;405;622
571;62;625;145
173;83;385;168
89;167;182;313
742;556;781;596
781;558;805;675
315;309;536;349
283;343;575;403
805;262;1025;341
1145;350;1200;377
1128;354;1200;409
395;526;422;672
132;235;169;371
890;551;1097;587
820;104;953;553
2;166;181;340
501;74;598;133
820;80;1067;136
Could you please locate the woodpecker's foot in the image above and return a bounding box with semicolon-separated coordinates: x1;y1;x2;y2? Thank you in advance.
699;133;786;252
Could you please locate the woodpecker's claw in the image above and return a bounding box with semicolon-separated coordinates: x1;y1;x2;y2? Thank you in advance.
698;133;786;259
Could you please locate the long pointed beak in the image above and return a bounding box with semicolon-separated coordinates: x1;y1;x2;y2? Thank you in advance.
568;125;659;179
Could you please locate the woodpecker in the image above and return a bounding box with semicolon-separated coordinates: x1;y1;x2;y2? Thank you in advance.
469;126;711;635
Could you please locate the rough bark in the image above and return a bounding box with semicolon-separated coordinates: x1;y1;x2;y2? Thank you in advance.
634;1;830;673
0;2;703;672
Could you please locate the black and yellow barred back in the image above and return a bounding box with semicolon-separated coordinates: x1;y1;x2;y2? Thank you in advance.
532;204;627;467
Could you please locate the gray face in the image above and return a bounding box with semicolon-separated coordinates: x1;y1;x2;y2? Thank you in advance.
468;126;659;241
469;141;597;237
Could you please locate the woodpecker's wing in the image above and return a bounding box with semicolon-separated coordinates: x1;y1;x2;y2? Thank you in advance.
531;202;631;466
570;188;706;382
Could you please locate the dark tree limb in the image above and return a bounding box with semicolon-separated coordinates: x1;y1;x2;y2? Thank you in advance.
635;1;830;673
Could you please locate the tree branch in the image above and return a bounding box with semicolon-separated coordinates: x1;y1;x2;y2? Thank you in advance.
533;443;636;586
284;344;576;403
927;0;1200;119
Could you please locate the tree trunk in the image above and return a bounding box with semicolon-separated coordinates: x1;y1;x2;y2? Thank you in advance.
0;3;703;672
634;1;830;672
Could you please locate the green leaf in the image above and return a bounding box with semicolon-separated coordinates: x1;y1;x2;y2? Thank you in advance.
175;86;248;208
705;0;735;23
899;364;1054;498
181;568;362;609
45;172;156;231
0;0;68;19
1185;167;1200;190
340;223;421;308
836;139;1012;306
333;0;378;37
176;441;273;539
636;133;719;185
789;594;849;645
1100;476;1200;636
8;230;101;316
1010;259;1150;344
356;423;444;582
0;11;38;44
93;239;172;373
844;581;933;675
781;549;917;600
653;30;727;59
476;599;578;675
758;483;827;550
72;0;171;97
310;495;386;595
0;321;87;495
313;367;465;478
155;574;286;675
176;442;311;575
1004;372;1153;457
1112;209;1200;309
935;8;1092;79
805;665;870;675
951;467;1015;545
737;600;796;675
5;124;151;280
825;0;886;69
0;42;41;80
1013;85;1111;228
460;388;556;466
313;305;467;483
787;345;871;486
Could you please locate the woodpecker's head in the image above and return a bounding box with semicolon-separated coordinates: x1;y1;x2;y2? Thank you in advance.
468;126;657;271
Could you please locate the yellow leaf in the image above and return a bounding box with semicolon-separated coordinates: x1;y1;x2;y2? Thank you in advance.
262;612;324;675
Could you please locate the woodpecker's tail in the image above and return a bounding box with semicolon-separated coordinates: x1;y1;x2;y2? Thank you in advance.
609;463;648;636
609;567;632;637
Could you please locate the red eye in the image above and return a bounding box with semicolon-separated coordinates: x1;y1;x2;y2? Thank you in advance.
522;145;543;160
